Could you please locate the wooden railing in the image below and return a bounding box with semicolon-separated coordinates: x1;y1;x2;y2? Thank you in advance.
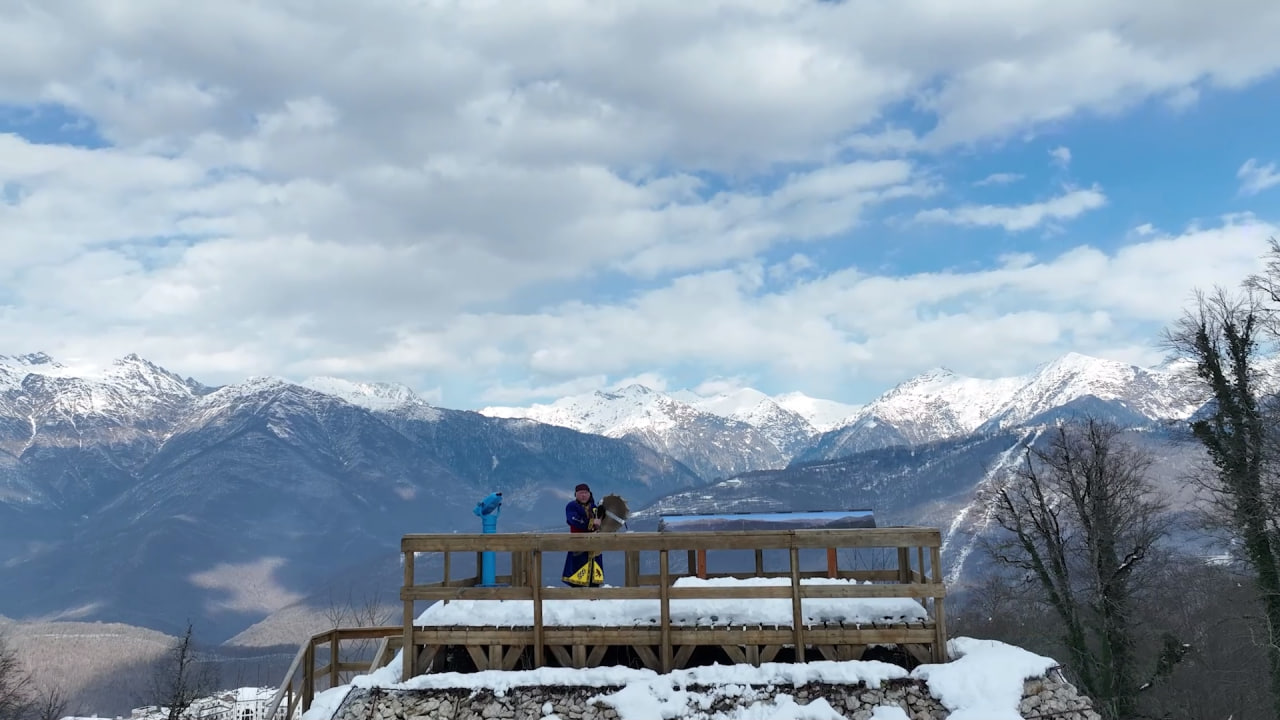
265;626;404;719
400;527;948;680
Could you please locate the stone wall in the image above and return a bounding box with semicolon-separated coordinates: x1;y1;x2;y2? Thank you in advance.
332;674;1101;720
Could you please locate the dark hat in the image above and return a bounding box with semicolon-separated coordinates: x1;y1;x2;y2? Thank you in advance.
574;483;591;493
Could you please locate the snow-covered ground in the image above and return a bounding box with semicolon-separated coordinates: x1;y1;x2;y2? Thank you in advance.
417;577;929;627
299;578;1064;720
302;637;1058;720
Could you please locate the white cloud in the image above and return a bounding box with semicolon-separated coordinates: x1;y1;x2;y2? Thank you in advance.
913;186;1107;231
974;172;1024;186
444;216;1275;400
1238;158;1280;196
2;1;1280;406
1049;146;1072;167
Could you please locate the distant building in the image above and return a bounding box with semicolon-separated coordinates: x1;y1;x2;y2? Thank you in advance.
127;688;282;720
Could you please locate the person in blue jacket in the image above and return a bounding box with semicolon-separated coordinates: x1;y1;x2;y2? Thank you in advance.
562;483;603;586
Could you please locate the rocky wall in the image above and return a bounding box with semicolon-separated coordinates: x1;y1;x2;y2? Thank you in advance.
331;674;1101;720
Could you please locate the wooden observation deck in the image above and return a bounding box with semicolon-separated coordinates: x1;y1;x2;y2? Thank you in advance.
398;527;948;681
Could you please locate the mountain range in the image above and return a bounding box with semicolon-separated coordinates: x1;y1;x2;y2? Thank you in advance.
0;348;1220;694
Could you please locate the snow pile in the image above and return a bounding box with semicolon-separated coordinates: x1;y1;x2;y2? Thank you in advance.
301;638;1064;720
416;576;929;627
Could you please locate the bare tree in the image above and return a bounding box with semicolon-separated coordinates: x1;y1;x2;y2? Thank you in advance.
985;417;1169;720
149;623;219;720
0;629;34;720
1164;287;1280;718
322;585;396;683
27;686;68;720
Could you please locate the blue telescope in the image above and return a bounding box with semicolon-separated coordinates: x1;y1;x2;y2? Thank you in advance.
473;492;502;586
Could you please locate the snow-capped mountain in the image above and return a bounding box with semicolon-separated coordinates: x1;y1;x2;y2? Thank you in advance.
799;352;1205;462
682;388;821;457
0;353;701;642
482;385;788;479
772;392;863;432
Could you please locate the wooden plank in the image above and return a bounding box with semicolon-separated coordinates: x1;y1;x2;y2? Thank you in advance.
754;549;764;577
267;638;310;720
503;645;525;671
412;623;938;647
416;645;441;674
625;551;639;587
686;549;697;575
903;644;932;666
673;644;695;669
402;585;536;601
826;548;837;578
897;547;911;583
721;644;747;664
402;527;942;553
328;630;339;689
840;645;866;662
572;645;586;668
302;643;315;711
488;644;502;669
587;645;607;668
931;545;948;663
761;645;782;663
328;626;404;641
790;546;804;663
549;645;572;667
532;550;544;667
466;645;488;671
660;549;672;673
633;645;660;670
696;549;707;579
402;550;414;682
816;645;837;662
745;644;760;666
541;586;659;601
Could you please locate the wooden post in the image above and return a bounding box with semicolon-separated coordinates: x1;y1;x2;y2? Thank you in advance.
402;550;415;681
931;545;948;663
329;629;339;689
696;549;707;579
754;548;764;576
897;547;911;583
660;549;672;673
625;551;639;586
686;549;696;577
532;550;544;667
790;544;804;663
302;642;315;711
825;548;837;578
442;551;451;606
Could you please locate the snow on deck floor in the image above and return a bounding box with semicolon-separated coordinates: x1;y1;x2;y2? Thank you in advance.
302;637;1061;720
417;577;930;626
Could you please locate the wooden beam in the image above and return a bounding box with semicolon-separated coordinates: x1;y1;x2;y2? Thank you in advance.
401;527;943;553
660;549;672;673
790;546;804;663
931;544;948;663
502;645;525;671
633;645;660;670
548;645;572;667
587;645;607;668
465;646;488;671
532;550;544;668
401;550;414;682
673;644;695;669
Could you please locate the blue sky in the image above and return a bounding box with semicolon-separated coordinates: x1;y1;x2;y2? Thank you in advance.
1;1;1279;410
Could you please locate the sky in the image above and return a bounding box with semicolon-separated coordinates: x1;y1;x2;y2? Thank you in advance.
3;1;1280;410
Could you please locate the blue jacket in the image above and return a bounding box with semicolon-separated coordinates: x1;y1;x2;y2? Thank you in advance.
566;498;597;533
